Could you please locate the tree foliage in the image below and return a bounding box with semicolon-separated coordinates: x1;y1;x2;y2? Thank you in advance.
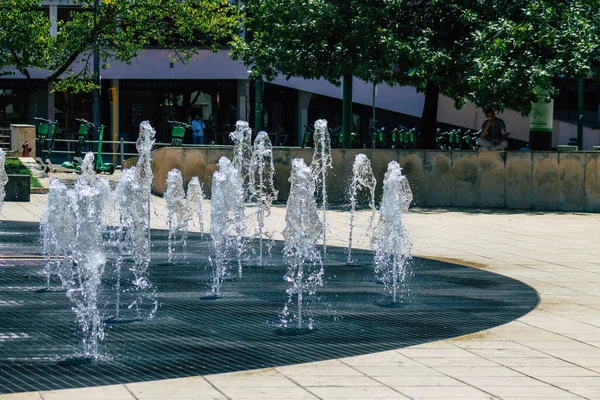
394;0;599;112
231;0;409;85
464;0;598;113
389;0;599;145
0;0;242;95
233;0;600;146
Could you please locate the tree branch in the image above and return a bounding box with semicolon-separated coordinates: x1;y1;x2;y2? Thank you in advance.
9;49;32;81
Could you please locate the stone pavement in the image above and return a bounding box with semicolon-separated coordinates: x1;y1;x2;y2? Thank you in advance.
1;194;600;399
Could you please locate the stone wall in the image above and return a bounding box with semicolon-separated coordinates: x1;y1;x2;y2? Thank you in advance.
148;147;600;212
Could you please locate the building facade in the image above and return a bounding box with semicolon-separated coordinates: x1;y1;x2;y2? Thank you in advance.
1;1;599;151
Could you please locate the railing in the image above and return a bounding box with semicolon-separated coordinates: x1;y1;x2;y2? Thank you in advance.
39;138;233;167
0;127;11;150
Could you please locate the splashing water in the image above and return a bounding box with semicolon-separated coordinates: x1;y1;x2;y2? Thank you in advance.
110;122;158;319
65;153;111;359
281;158;324;330
249;131;278;265
310;119;332;257
371;161;413;303
186;177;205;236
210;157;246;295
113;169;135;318
134;121;155;260
347;154;377;263
41;179;77;288
229;120;253;199
0;148;7;212
114;168;158;319
165;169;191;263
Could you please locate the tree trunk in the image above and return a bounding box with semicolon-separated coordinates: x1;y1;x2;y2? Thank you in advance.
420;81;440;149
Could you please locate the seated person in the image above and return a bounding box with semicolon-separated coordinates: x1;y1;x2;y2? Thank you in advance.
276;123;287;145
479;109;508;151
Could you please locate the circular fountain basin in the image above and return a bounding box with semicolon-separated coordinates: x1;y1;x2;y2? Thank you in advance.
0;221;539;394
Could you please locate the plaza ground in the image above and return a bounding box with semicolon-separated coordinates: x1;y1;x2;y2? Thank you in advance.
1;191;600;399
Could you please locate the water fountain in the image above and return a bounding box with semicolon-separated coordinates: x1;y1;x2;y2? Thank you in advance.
133;120;155;268
347;154;377;263
371;161;413;303
0;123;544;392
310;119;332;257
110;122;158;319
113;168;135;318
186;176;205;236
41;179;76;289
165;169;191;263
0;148;7;212
230;120;253;199
281;158;324;330
249;131;278;265
210;157;245;295
65;153;111;359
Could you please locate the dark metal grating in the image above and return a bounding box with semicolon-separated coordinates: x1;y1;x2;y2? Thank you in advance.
0;221;539;394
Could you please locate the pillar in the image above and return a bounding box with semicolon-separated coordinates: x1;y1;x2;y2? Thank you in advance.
237;79;249;121
297;90;311;146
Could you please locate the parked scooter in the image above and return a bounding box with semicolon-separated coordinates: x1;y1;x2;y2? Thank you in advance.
168;120;192;146
95;125;115;174
462;130;481;150
436;129;449;150
337;130;358;148
301;124;314;148
391;126;417;149
61;118;93;171
34;117;58;168
371;126;385;149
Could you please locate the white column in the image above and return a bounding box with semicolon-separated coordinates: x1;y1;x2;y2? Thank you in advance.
46;6;58;122
297;90;311;146
237;79;249;121
49;5;58;37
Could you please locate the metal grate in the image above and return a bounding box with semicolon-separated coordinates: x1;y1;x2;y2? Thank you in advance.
0;221;539;394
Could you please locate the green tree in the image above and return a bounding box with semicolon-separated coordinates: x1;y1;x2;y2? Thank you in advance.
466;0;597;112
231;0;410;147
387;0;598;147
0;0;241;100
234;0;599;148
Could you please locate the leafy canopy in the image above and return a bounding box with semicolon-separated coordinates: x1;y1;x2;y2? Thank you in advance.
0;0;242;94
231;0;410;85
233;0;600;115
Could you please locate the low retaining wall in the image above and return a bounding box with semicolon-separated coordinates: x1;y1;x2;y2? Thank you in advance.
147;147;600;212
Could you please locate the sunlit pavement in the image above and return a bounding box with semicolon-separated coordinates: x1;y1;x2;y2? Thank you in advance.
2;195;600;399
